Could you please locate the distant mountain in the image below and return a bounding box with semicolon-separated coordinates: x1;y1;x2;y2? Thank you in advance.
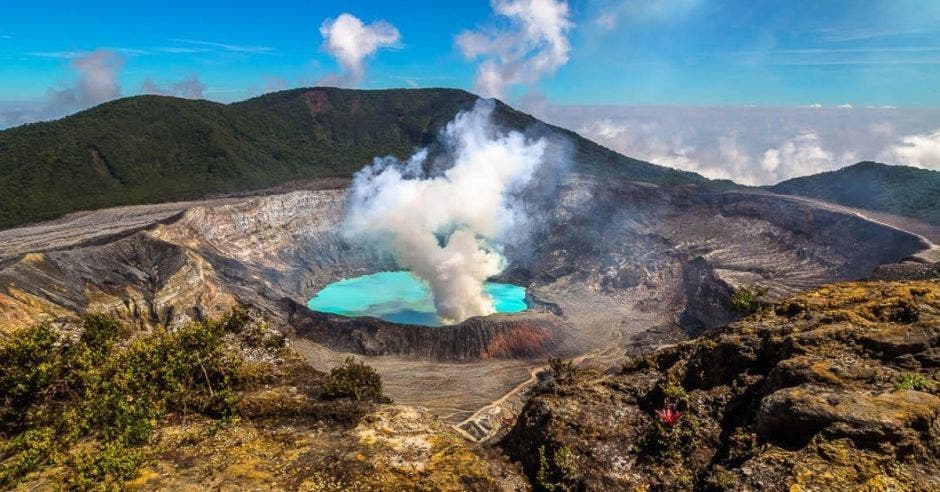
769;161;940;225
0;88;708;230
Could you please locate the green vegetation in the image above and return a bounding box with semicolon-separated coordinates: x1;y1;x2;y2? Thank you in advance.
634;411;700;463
660;379;689;406
730;285;769;314
321;356;387;402
0;313;241;487
0;87;709;229
894;372;932;392
769;161;940;225
536;445;579;492
0;310;387;488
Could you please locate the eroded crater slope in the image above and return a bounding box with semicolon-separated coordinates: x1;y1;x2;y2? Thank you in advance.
0;175;930;421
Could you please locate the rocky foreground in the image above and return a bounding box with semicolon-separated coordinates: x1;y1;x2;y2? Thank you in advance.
4;278;936;490
501;279;940;490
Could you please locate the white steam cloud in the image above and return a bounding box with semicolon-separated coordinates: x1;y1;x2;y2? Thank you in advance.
319;13;401;87
456;0;573;99
1;49;126;128
344;100;548;324
890;129;940;170
139;74;206;99
47;49;124;111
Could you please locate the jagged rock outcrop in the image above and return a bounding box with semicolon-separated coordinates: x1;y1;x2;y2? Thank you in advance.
500;279;940;490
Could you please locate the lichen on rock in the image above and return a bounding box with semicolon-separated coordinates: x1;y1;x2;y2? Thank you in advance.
500;280;940;490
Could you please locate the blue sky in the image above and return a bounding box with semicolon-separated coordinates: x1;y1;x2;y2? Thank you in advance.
1;0;939;106
2;0;940;181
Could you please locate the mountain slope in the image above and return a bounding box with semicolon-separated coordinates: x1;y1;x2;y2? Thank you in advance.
0;87;707;230
769;161;940;224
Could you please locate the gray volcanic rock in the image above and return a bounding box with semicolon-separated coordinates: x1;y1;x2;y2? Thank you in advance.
0;174;932;423
0;174;929;352
499;280;940;490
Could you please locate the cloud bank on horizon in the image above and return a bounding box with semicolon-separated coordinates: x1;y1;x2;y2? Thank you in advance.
547;105;940;185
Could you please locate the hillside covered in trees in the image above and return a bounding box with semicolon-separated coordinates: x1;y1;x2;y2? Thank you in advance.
0;88;708;229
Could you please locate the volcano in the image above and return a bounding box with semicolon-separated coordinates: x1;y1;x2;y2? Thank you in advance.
0;88;934;443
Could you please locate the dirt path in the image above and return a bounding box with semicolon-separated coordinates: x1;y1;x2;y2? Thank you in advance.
453;344;625;442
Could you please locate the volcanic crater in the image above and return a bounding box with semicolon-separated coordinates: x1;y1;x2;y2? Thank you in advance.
0;172;933;437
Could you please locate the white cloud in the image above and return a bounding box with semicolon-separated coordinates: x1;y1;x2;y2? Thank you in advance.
172;38;273;54
0;49;125;127
139;74;206;99
760;133;836;182
319;13;400;87
28;51;89;59
46;49;124;111
456;0;573;99
890;129;940;169
548;105;940;185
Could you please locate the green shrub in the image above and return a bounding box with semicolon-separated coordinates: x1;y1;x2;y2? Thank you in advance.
634;412;701;463
536;445;579;491
0;426;57;485
239;318;286;351
661;379;688;406
65;441;146;491
894;372;931;391
730;285;769;314
0;311;252;488
321;357;386;402
0;323;61;431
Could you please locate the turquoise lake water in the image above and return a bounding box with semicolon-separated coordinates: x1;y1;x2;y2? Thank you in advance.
307;271;527;327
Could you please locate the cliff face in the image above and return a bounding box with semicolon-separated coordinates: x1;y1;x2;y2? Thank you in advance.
500;280;940;490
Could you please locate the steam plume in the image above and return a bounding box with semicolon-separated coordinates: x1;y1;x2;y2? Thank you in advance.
47;49;124;111
344;100;548;323
456;0;573;99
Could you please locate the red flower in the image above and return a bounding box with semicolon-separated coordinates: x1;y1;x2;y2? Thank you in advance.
656;407;683;427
